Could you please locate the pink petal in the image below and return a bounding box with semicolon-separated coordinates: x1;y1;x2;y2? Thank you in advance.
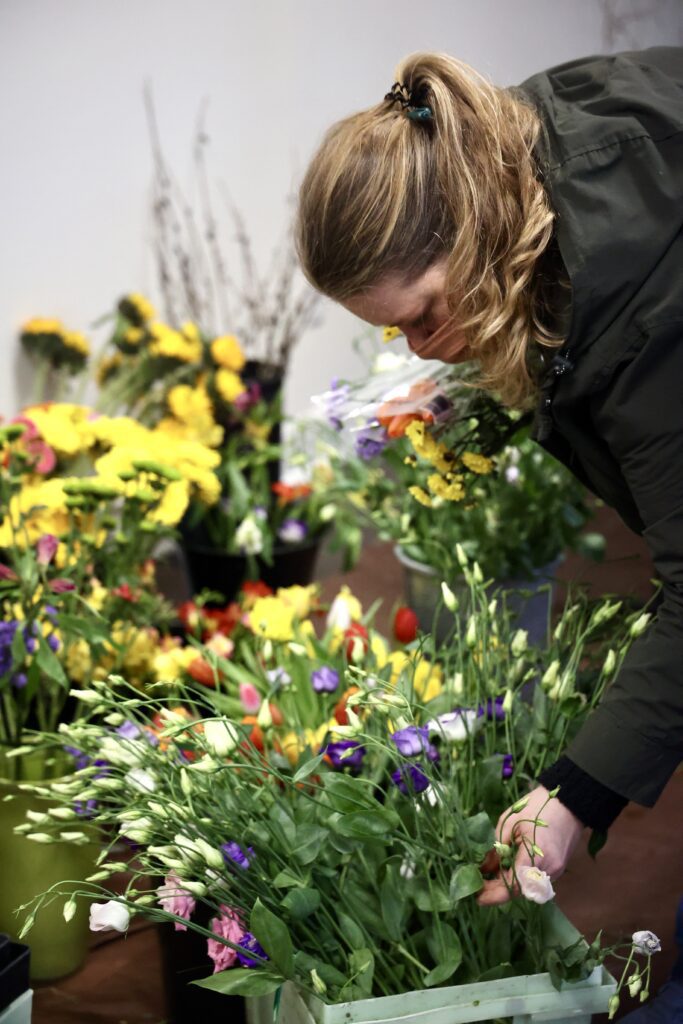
36;534;59;566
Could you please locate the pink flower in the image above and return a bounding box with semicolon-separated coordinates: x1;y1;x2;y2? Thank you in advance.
239;682;261;714
0;565;18;581
36;534;59;566
207;905;244;973
48;578;76;593
11;416;56;474
156;873;196;932
518;865;555;904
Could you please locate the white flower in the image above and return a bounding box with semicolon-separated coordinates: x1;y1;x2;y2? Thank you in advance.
399;857;416;880
89;900;131;933
99;735;146;768
235;516;263;556
125;768;157;793
632;930;661;955
204;719;239;758
504;465;521;484
266;667;291;687
326;590;357;631
440;581;458;612
426;709;480;743
372;351;408;374
518;866;555;904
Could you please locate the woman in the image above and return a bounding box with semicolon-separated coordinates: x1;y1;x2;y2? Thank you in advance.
297;46;683;1016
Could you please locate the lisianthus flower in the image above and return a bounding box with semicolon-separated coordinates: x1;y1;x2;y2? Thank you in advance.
354;424;389;461
36;533;59;566
116;721;141;740
311;665;339;694
518;866;555;905
278;518;308;544
391;725;431;758
265;666;291;687
477;695;506;721
391;763;430;796
632;930;662;955
501;753;514;779
239;682;262;713
89;901;131;933
157;873;196;932
236;932;269;968
49;578;76;593
207;906;244;973
12;672;28;689
426;709;480;742
324;740;366;771
222;842;253;870
0;564;18;581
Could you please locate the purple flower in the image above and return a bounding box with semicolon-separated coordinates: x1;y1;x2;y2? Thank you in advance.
116;721;141;740
47;633;60;652
391;725;430;757
236;932;268;968
354;425;389;461
44;605;58;619
0;621;19;676
11;672;28;689
324;740;366;771
323;379;350;431
222;842;253;870
391;764;430;796
278;519;308;544
311;665;339;694
25;637;38;654
477;695;506;722
502;754;514;780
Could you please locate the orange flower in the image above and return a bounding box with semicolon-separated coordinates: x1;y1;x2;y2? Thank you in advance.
271;481;313;506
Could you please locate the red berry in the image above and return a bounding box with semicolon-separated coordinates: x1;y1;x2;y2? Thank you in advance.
394;606;419;644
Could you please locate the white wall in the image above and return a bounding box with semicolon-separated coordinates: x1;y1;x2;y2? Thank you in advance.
1;0;680;417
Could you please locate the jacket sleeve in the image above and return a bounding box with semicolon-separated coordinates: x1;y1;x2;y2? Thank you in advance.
562;316;683;806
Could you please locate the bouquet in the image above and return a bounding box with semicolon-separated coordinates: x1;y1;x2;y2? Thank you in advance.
19;317;90;403
13;557;656;1017
316;349;603;581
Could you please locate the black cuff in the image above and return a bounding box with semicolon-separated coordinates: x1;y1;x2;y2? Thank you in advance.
538;756;629;831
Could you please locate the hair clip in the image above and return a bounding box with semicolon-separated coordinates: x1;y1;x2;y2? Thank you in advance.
406;106;433;121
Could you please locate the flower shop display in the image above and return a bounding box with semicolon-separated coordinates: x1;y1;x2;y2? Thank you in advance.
13;555;656;1018
316;348;604;642
19;317;90;404
0;409;220;978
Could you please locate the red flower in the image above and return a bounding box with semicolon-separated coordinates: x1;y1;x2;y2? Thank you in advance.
240;580;273;600
343;622;369;661
112;583;137;602
393;606;419;644
203;603;241;638
334;686;360;726
178;601;202;632
271;482;313;507
187;657;219;688
0;564;18;581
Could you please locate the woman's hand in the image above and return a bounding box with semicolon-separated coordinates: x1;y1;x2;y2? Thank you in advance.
477;785;585;906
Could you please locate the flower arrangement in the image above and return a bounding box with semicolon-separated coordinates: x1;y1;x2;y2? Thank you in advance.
317;349;603;582
12;557;656;1016
19;317;90;403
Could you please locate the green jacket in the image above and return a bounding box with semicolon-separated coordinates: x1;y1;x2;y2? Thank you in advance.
520;47;683;809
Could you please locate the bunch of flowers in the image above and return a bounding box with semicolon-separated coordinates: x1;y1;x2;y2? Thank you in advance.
318;348;603;581
13;557;656;1016
19;317;90;402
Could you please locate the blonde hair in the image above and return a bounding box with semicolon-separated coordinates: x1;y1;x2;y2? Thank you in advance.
297;53;565;407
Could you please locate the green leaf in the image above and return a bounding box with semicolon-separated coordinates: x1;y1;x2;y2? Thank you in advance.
281;887;321;919
449;864;484;903
413;885;451;913
292;753;325;784
323;774;375;813
293;952;348;988
333;808;399;839
380;871;407;940
35;635;68;687
424;960;460;987
464;812;495;852
477;963;515;982
338;911;366;949
192;968;283;996
273;869;304;889
57;612;111;643
250;899;294;978
348;948;374;998
292;824;326;865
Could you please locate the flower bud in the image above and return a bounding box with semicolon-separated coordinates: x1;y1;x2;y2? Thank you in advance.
63;897;78;922
69;688;102;704
176;879;206;898
502;689;514;715
487;599;497;617
180;768;193;797
195;837;225;871
257;700;273;730
541;660;560;691
441;581;458;612
627;973;642;997
455;543;468;569
602;649;617;676
591;600;622;628
472;561;483;584
465;617;477;648
630;613;651;638
310;969;327;995
319;504;336;523
204;720;239;758
262;640;273;661
349;637;365;664
607;994;620;1020
511;796;529;814
287;642;307;656
26;833;54;843
511;630;528;657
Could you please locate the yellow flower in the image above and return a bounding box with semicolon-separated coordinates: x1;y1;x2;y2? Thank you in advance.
276;585;318;620
462;451;493;475
86;582;108;612
96;353;123;385
409;485;433;508
65;639;92;683
382;326;402;343
148;322;201;363
211;335;246;372
153;642;197;683
127;293;156;323
0;478;71;547
244;420;272;444
370;632;389;668
164;384;224;448
405;419;454;475
147;478;190;526
215;368;247;404
413;659;443;702
427;472;465;502
22;402;96;457
63;331;90;357
21;317;63;334
249;596;296;642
